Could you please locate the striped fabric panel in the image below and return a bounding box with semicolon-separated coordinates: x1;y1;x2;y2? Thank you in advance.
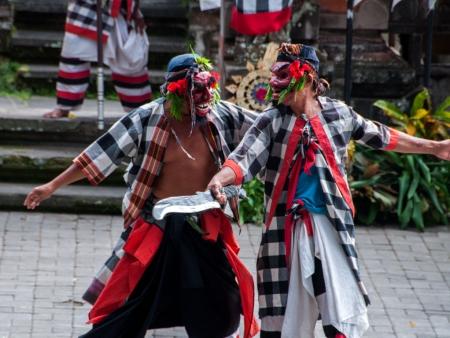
65;0;115;41
56;58;91;110
112;70;152;110
123;118;169;226
235;0;293;13
73;152;105;185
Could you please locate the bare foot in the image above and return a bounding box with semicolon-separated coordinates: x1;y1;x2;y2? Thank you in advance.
43;108;70;118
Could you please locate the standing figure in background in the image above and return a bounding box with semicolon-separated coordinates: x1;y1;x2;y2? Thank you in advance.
209;43;450;338
44;0;152;118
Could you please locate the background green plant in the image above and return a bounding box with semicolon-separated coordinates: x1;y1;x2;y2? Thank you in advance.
239;178;264;224
351;147;449;230
350;88;450;230
0;58;31;100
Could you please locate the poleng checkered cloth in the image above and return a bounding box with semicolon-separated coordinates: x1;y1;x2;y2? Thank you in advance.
226;96;398;327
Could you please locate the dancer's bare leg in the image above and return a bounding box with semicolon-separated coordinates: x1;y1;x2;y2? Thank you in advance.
43;108;70;118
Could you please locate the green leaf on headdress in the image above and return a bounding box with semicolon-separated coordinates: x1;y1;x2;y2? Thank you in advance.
196;56;213;70
166;92;183;120
278;78;296;104
265;85;273;102
278;76;306;104
213;88;221;105
189;45;213;71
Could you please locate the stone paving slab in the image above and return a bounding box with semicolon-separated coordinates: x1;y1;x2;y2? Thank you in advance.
0;211;449;337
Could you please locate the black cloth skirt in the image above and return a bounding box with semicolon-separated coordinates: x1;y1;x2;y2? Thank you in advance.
79;214;241;338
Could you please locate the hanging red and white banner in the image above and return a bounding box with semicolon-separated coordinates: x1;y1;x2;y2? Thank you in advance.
230;0;293;35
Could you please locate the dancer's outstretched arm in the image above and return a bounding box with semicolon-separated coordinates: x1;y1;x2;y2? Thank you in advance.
24;164;85;210
390;131;450;160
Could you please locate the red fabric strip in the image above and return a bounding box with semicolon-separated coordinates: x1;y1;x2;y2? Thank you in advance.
303;142;318;175
88;218;163;324
57;90;85;100
112;73;149;84
127;0;133;21
58;70;90;79
309;116;355;216
65;23;108;43
223;159;244;185
225;246;260;338
110;0;122;18
284;154;302;265
303;211;314;237
230;6;292;35
384;128;400;151
265;118;305;229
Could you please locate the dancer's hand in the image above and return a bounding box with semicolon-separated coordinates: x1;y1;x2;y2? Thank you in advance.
207;166;237;206
208;179;227;206
433;139;450;161
24;183;55;210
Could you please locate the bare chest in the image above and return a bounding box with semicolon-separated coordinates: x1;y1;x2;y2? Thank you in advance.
152;127;218;199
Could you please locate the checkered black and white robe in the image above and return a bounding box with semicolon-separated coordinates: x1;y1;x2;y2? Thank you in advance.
75;98;257;303
65;0;136;42
225;96;399;332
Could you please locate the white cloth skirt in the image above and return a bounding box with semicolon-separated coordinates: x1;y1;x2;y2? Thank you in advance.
281;213;369;338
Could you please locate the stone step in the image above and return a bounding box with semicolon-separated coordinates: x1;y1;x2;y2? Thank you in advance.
0;181;123;214
0;95;124;144
0;144;125;184
11;30;187;55
19;64;166;86
0;115;116;145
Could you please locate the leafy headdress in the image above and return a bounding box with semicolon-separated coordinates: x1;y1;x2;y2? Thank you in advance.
161;50;221;130
266;43;320;104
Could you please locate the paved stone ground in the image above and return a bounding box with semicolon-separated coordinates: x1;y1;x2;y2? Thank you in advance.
0;211;449;338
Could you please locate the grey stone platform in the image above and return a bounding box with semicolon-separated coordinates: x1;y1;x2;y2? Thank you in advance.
0;211;449;338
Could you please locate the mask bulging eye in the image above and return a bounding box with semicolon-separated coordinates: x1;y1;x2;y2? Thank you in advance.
276;71;289;80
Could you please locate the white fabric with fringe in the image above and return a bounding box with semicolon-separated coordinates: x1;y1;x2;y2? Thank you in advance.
281;213;369;338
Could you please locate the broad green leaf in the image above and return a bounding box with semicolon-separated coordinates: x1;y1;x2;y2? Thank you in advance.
420;178;445;216
411;195;425;231
373;100;407;122
407;171;420;200
399;199;413;228
410;89;431;116
411;108;430;120
433;110;450;123
434;96;450;121
414;120;426;137
350;174;382;189
406;155;415;174
383;151;404;167
416;157;431;183
373;190;397;209
397;171;410;215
